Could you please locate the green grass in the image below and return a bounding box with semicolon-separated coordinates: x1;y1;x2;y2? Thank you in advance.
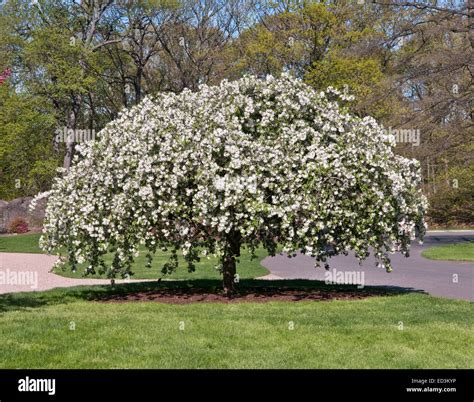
421;241;474;262
0;233;43;253
1;234;472;368
0;233;269;280
56;246;269;280
0;280;472;368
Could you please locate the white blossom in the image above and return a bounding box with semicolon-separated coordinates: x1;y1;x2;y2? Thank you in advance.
37;74;427;276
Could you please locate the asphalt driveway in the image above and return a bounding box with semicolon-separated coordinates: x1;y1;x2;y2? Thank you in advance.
262;231;474;301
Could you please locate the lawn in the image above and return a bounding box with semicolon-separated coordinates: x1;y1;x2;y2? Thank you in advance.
0;233;269;280
421;241;474;262
1;233;472;369
0;280;472;368
0;233;44;254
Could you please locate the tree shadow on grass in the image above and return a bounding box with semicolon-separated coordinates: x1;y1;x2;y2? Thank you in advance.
0;279;428;312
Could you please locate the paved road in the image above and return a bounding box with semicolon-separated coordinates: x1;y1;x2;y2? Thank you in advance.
0;253;154;295
262;231;474;301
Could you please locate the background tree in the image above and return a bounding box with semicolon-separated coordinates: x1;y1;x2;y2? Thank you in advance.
0;82;58;199
1;0;472;226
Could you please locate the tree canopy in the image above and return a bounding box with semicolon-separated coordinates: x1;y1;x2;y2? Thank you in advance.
37;74;427;293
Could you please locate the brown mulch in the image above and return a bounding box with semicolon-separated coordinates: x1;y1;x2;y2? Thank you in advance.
95;286;393;304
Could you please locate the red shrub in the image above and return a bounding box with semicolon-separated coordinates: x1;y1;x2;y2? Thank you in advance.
8;217;29;234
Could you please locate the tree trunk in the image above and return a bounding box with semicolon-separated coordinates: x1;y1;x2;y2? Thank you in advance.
221;230;241;296
469;0;474;50
63;109;76;170
135;68;142;104
63;97;83;170
222;252;237;296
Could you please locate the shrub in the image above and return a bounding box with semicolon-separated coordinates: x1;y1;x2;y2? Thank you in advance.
8;217;29;234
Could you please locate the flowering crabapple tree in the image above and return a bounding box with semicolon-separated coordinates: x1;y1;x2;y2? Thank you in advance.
36;74;427;294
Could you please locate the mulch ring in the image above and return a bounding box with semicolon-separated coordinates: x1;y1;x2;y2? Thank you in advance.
95;286;393;304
